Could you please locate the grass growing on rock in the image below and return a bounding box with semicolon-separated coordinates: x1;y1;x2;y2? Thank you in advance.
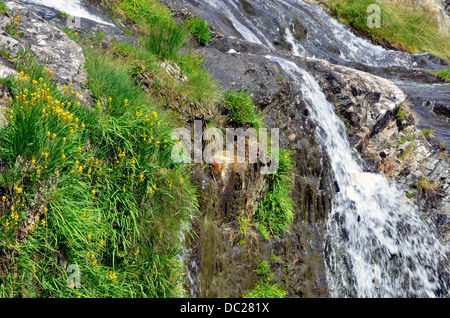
223;90;263;130
0;0;297;298
434;69;450;82
318;0;450;60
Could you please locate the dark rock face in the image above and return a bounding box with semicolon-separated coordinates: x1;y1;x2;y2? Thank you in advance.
181;37;335;298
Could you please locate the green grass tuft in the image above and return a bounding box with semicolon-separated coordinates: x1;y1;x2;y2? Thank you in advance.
186;16;212;46
255;149;294;239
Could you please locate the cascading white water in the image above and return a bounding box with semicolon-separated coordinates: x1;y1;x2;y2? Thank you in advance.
266;55;450;297
22;0;113;25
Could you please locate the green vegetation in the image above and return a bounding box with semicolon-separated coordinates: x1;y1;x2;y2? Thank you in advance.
0;37;197;297
255;149;294;239
0;2;7;15
421;128;434;138
96;32;106;41
254;260;270;275
186;16;212;46
414;176;438;199
223;90;263;130
395;107;406;122
318;0;450;60
98;0;218;117
5;15;23;38
244;280;286;298
0;0;295;298
406;189;415;199
435;69;450;82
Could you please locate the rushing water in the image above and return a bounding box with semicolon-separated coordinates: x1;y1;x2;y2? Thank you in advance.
266;55;450;297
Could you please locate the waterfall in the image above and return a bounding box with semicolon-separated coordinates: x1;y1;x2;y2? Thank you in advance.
22;0;113;25
266;55;450;297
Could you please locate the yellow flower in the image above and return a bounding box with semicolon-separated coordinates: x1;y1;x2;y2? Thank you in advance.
107;271;117;281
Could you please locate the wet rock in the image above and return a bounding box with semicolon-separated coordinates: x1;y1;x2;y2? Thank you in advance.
183;37;335;298
1;1;89;103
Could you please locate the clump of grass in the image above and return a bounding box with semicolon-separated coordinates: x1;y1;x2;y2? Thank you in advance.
186;16;211;46
318;0;450;60
395;107;406;122
110;40;217;117
255;149;294;239
142;23;188;61
92;0;218;117
5;14;23;38
223;90;263;130
243;280;286;298
254;260;270;276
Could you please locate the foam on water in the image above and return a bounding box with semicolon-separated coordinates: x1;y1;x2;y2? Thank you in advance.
23;0;113;25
